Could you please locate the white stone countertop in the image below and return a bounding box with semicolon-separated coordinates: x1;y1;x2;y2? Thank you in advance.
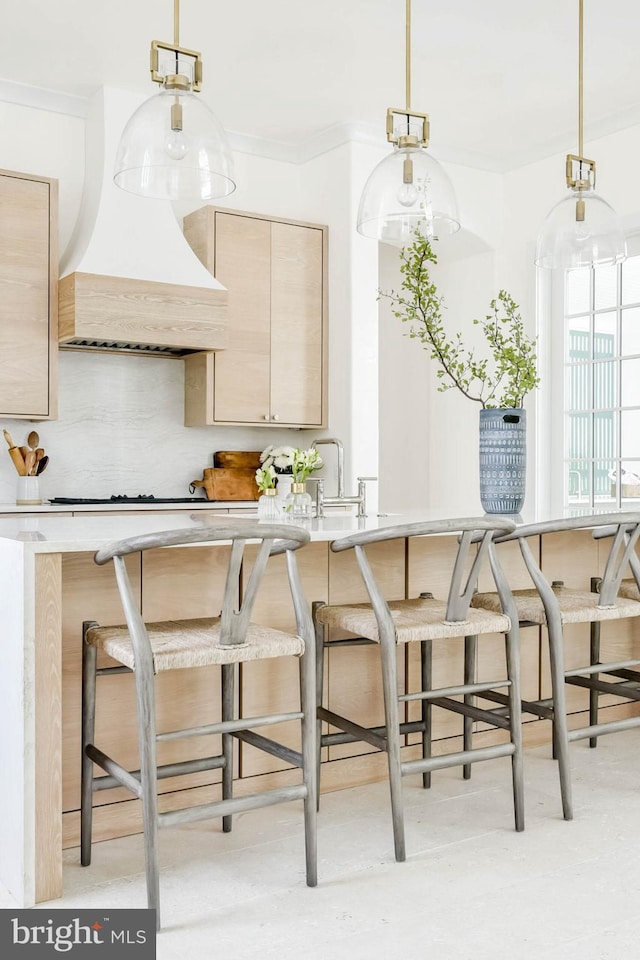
0;508;527;552
0;503;635;554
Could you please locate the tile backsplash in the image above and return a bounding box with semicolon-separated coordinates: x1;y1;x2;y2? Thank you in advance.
0;351;302;504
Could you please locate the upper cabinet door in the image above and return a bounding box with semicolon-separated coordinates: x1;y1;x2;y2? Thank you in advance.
0;171;57;419
183;206;327;429
270;221;324;426
213;212;271;423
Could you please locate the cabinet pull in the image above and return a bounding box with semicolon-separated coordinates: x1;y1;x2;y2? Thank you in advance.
263;414;270;421
272;414;280;421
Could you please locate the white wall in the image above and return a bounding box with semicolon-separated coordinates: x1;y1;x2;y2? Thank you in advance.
0;100;85;256
377;161;504;512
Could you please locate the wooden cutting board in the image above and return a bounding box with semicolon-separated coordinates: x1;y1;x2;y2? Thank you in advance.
192;466;259;500
211;467;259;500
213;450;262;470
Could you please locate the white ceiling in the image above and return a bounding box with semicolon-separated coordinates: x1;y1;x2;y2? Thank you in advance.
3;0;640;171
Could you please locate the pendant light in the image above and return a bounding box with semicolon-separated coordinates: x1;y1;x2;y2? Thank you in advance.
357;0;460;245
535;0;625;269
113;0;236;202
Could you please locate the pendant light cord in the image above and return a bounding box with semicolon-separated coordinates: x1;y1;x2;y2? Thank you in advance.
578;0;583;159
405;0;411;111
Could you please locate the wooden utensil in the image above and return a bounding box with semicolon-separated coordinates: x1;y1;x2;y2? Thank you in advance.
35;455;48;475
27;430;39;449
3;428;27;475
24;449;36;476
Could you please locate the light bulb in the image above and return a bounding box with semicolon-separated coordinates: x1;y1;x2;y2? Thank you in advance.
164;130;190;161
397;182;418;207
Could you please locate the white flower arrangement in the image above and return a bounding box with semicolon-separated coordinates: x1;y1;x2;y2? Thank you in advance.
291;447;323;483
260;445;296;475
255;464;277;491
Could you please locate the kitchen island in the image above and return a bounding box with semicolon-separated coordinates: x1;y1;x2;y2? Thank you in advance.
1;509;637;907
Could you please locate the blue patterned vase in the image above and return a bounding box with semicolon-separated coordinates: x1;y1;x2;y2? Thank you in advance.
479;408;526;515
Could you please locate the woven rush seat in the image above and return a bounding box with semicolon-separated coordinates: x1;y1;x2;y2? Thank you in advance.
473;586;640;625
85;618;305;671
315;597;511;643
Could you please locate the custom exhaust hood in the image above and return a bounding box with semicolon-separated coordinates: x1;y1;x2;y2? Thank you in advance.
58;87;227;356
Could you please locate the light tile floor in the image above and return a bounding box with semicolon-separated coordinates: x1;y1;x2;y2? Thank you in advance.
2;733;640;959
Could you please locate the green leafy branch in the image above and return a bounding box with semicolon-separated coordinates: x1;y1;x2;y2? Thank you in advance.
379;236;540;409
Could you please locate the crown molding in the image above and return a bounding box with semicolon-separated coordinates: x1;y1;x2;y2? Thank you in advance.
0;78;87;118
3;77;640;174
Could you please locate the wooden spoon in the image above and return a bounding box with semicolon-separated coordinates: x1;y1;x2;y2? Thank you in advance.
27;430;39;449
35;455;49;475
24;449;36;476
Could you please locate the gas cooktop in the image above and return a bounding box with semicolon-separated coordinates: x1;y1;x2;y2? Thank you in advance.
48;494;206;505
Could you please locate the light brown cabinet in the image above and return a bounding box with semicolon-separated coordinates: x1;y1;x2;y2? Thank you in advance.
0;168;58;419
183;206;327;428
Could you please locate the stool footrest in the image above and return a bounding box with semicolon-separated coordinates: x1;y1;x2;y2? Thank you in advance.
399;678;510;702
157;710;303;742
321;719;424;748
87;746;226;793
565;660;640;678
565;675;640;701
318;707;386;751
568;714;640;741
159;784;308;829
234;729;302;768
402;742;515;777
485;689;557;720
429;696;512;730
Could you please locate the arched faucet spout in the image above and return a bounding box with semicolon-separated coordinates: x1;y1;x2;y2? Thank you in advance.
310;437;345;499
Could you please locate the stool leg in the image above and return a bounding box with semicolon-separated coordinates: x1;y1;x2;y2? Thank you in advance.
379;628;406;862
134;661;160;929
463;634;477;780
545;616;573;821
221;663;234;833
299;635;318;887
420;639;432;789
312;602;327;812
589;621;601;748
505;627;525;832
80;621;98;867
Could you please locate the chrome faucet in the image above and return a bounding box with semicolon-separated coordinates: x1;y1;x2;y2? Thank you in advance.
310;437;376;518
311;437;345;498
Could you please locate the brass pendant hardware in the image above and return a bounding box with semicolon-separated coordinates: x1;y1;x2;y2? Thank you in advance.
150;41;203;91
386;107;429;148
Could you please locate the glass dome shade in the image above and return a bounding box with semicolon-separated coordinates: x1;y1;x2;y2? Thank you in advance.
534;189;626;269
357;143;460;246
113;84;236;202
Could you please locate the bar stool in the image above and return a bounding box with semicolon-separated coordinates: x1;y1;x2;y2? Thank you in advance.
588;523;640;745
471;512;640;821
81;522;317;930
312;517;524;863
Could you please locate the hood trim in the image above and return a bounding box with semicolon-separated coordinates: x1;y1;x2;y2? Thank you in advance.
58;272;228;357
